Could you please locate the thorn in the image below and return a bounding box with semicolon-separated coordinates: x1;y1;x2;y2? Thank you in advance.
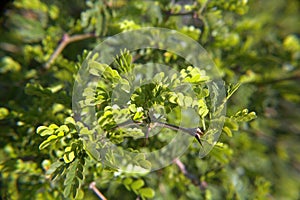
195;133;202;146
196;127;204;136
195;127;204;146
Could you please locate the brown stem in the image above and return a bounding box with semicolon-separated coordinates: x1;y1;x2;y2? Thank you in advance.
154;121;204;145
173;158;201;186
89;182;107;200
44;33;96;70
0;42;21;53
114;119;204;145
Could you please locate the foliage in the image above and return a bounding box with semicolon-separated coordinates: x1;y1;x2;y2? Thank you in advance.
1;0;300;199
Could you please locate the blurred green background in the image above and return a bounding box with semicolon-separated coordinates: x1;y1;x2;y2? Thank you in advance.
1;0;300;199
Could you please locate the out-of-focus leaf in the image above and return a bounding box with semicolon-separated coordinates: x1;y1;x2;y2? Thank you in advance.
139;187;155;198
131;179;144;190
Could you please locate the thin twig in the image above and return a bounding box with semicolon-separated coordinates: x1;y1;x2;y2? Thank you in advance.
173;158;201;186
199;0;211;15
174;158;187;174
89;182;107;200
0;42;21;53
44;33;96;70
155;121;203;136
113;119;204;145
167;11;194;16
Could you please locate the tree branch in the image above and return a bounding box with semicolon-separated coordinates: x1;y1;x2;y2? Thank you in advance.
173;158;202;187
0;42;21;53
89;182;107;200
199;0;211;15
174;158;209;190
44;33;96;70
113;119;204;145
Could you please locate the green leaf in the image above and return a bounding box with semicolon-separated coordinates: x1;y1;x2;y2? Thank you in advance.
64;160;78;186
65;117;76;126
45;161;63;176
25;83;52;97
184;96;193;107
113;49;134;73
9;14;45;42
72;179;79;198
49;124;59;130
134;153;146;161
68;152;75;162
37;126;54;136
198;106;209;118
232;109;257;122
226;83;241;100
65;146;72;152
131;179;144;190
177;93;185;106
47;135;58;141
89;61;109;76
123;177;133;190
76;171;83;180
139;160;152;169
84;142;100;161
62;158;83;198
123;128;144;139
51;164;65;181
133;111;144;121
128;104;137;112
76;189;85;200
139;187;155;198
57;131;64;137
0;57;21;73
120;78;131;93
225;118;239;131
123;177;133;185
64;184;71;197
0;107;9;120
169;93;177;104
56;125;69;133
223;126;232;137
63;151;75;163
39;140;52;150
